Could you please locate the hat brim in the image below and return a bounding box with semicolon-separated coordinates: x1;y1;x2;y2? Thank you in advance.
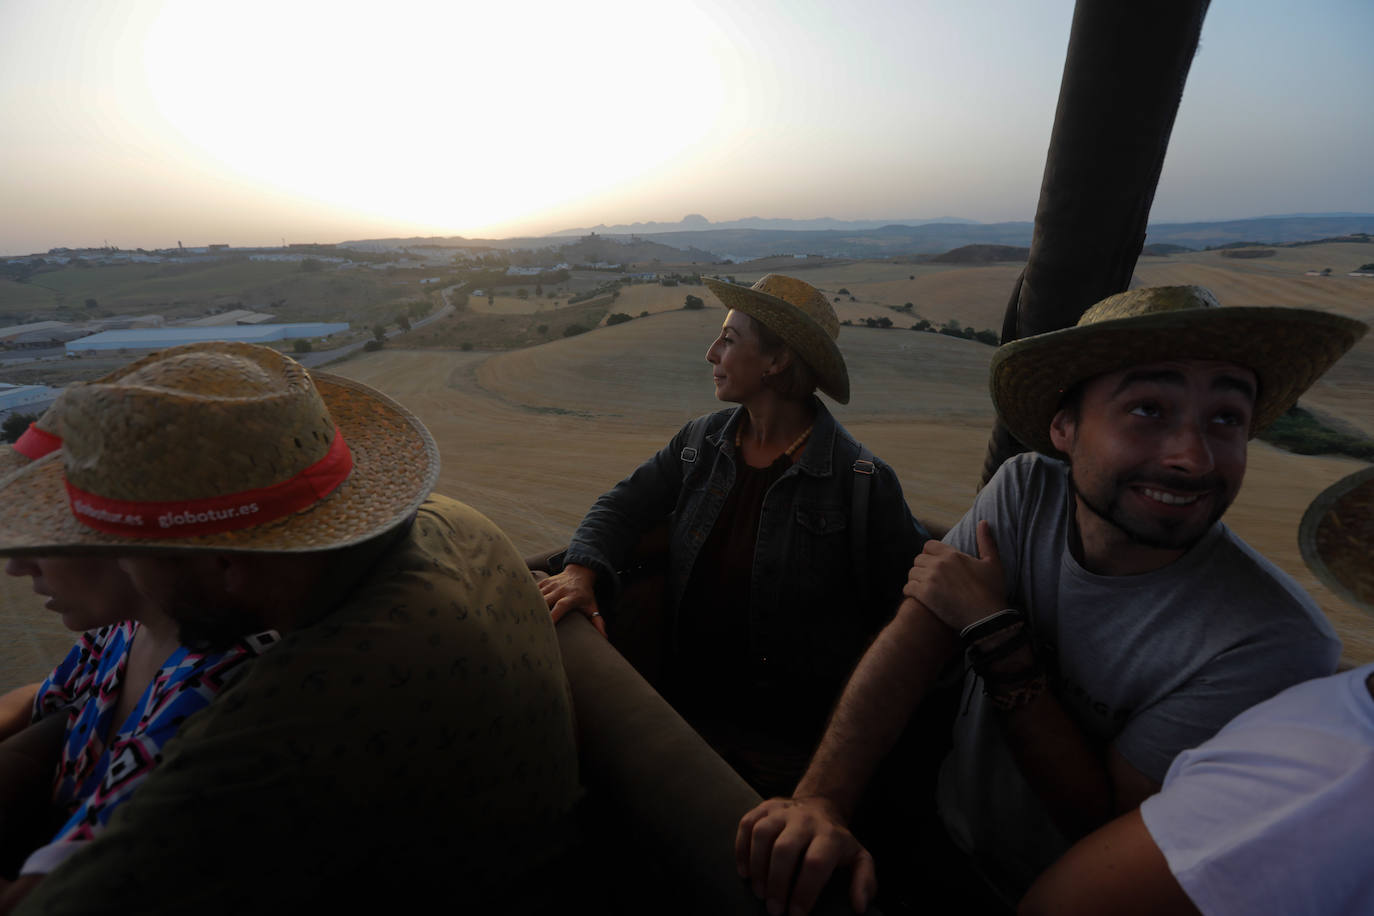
1299;465;1374;615
0;372;439;555
990;306;1367;456
703;277;850;404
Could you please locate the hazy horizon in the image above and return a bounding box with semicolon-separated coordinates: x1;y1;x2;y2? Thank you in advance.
3;0;1371;256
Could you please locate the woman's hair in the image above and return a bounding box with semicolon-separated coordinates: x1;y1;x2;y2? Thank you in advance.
741;313;818;401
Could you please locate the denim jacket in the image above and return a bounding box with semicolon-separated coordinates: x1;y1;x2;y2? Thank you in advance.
564;399;928;689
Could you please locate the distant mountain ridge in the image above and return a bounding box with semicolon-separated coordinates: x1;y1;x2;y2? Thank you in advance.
547;213;979;236
338;213;1374;262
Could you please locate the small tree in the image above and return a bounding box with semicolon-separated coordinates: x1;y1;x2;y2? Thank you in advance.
537;324;549;335
973;329;1000;346
372;324;386;342
363;339;383;352
1;412;37;444
606;313;632;326
397;314;411;332
684;294;704;310
563;323;589;337
535;284;543;296
292;339;312;354
84;298;98;309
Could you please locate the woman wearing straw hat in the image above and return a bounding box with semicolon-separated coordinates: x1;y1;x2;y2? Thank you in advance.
538;274;928;795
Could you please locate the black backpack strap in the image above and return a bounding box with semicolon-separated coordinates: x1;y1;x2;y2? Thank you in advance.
679;414;712;467
851;445;875;602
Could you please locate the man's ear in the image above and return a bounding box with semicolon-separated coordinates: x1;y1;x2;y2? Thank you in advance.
766;347;792;376
1049;408;1077;454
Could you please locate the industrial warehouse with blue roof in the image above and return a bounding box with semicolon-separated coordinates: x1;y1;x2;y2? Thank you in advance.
64;323;350;354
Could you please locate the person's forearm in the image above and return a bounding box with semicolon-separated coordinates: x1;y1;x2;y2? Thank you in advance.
989;643;1120;839
797;597;956;819
0;686;38;744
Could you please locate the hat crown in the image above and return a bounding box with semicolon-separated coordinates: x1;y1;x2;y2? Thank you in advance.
1077;285;1222;327
751;274;839;340
58;342;336;502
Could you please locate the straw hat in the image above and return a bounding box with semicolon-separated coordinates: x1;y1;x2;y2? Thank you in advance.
0;342;439;555
703;274;850;403
1299;465;1374;615
0;406;60;478
990;286;1367;456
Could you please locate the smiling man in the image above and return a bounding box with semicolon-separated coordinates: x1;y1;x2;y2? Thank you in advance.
736;286;1367;914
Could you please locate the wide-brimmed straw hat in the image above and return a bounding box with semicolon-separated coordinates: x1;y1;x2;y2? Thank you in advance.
1299;465;1374;615
0;341;439;555
990;285;1367;456
0;406;60;478
703;274;850;403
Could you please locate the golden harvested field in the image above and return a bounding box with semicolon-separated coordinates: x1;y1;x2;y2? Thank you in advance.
470;282;707;322
4;245;1373;688
727;262;1020;330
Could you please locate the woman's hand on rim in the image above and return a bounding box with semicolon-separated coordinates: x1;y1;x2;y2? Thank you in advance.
537;564;608;638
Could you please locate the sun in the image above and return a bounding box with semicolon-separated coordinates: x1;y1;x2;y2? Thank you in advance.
139;0;728;236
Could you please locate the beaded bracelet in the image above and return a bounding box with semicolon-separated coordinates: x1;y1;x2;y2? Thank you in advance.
985;670;1048;712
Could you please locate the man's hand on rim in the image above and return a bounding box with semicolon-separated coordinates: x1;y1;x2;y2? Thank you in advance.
736;795;877;916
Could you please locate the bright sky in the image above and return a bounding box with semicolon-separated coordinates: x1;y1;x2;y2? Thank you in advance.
1;0;1370;254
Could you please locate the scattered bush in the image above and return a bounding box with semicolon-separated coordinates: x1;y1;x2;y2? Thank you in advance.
863;316;894;329
461;341;474;351
1;412;37;444
837;288;850;295
537;324;549;335
372;324;386;342
1258;406;1374;460
684;294;705;310
396;314;411;332
912;319;933;332
563;323;589;337
606;313;633;326
973;329;1000;346
363;339;383;352
292;339;312;354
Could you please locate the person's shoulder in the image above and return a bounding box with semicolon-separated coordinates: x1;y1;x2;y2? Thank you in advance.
1214;526;1329;615
688;406;738;435
983;451;1067;499
1203;525;1341;649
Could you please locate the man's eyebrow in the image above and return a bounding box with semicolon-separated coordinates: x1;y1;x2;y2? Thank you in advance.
1212;373;1256;402
1111;369;1185;397
1110;368;1257;402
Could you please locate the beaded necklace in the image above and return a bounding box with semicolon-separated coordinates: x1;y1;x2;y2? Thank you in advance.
735;423;814;460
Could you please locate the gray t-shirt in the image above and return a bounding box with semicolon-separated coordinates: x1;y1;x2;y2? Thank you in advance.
936;453;1341;901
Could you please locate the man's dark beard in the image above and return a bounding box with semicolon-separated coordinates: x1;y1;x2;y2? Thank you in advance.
1068;468;1230;552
